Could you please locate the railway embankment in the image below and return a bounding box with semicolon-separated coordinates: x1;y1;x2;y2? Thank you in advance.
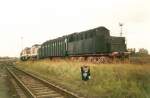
16;59;150;98
0;63;13;98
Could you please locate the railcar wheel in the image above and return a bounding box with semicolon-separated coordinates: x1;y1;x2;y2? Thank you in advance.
78;57;85;62
87;57;93;62
98;56;108;63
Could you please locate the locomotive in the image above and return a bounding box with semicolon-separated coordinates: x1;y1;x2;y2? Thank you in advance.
37;26;129;63
20;44;41;61
20;47;31;61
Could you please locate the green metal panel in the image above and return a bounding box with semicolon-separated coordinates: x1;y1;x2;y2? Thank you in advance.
40;48;41;58
46;44;48;57
57;38;60;56
59;38;61;56
95;27;110;37
63;37;67;56
54;40;57;56
52;41;53;56
71;42;75;55
43;44;45;58
48;43;50;56
46;43;48;57
47;42;49;57
51;42;53;56
44;44;46;57
54;41;56;56
58;40;60;56
44;44;46;58
42;45;44;58
68;42;73;55
55;41;56;56
56;40;58;56
44;45;46;57
38;48;41;59
109;37;126;52
78;40;83;54
61;40;63;56
61;40;62;56
49;41;51;56
55;41;57;56
94;36;108;53
42;46;44;58
62;39;65;56
83;38;93;54
54;41;55;56
51;41;53;56
49;42;50;56
47;44;49;57
40;46;42;58
50;41;52;56
53;41;55;56
53;42;55;56
59;40;61;56
48;42;50;57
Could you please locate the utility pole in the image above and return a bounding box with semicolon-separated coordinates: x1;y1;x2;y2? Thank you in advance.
119;22;123;37
21;36;24;51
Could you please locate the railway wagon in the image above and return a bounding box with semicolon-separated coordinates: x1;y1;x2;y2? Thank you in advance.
38;36;67;59
67;27;110;55
38;26;128;63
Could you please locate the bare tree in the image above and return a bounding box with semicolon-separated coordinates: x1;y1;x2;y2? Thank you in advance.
137;48;149;56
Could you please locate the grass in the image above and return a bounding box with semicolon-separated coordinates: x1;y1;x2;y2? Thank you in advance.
130;56;150;64
16;59;150;98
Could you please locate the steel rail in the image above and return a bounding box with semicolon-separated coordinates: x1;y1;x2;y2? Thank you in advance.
7;66;84;98
6;67;36;98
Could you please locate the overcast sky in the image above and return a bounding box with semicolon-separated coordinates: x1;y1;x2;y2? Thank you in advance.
0;0;150;57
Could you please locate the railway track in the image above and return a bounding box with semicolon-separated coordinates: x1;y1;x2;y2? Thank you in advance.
6;66;83;98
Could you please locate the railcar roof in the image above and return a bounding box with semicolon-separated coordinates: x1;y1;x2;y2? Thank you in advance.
41;26;109;45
